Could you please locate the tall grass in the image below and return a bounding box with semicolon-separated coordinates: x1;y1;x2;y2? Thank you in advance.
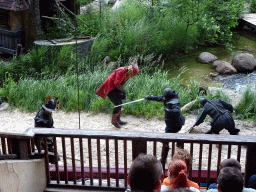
1;67;201;117
0;45;76;85
235;87;256;121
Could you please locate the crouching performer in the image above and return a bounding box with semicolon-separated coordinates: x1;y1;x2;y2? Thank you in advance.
95;61;139;128
193;98;240;135
145;88;185;164
34;96;59;163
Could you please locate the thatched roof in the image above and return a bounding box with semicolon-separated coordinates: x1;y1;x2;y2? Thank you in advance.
0;0;29;11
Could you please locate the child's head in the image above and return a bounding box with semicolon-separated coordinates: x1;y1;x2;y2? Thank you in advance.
163;88;174;101
172;149;192;173
168;159;189;189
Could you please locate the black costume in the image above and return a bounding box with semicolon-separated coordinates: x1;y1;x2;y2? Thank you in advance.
34;98;57;152
145;88;185;163
194;98;240;135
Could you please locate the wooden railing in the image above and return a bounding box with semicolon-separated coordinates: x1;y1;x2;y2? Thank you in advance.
0;131;33;160
0;28;24;55
1;128;256;191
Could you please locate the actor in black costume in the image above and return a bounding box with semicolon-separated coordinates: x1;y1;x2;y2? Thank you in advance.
193;98;240;135
34;97;58;152
145;88;185;164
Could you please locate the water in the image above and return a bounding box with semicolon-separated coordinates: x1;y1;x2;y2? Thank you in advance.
167;30;256;92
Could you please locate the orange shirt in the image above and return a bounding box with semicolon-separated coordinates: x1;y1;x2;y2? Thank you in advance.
162;177;200;190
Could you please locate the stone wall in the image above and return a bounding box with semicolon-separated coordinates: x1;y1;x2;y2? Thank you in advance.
0;158;46;192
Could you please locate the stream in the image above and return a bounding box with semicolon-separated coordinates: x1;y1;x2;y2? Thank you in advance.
167;30;256;93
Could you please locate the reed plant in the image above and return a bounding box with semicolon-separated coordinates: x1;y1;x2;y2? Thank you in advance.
235;87;256;121
1;66;200;117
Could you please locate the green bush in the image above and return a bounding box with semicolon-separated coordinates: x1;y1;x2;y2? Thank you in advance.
235;87;256;121
250;0;256;13
202;0;246;44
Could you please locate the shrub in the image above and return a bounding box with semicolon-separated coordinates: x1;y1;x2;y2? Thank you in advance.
250;0;256;13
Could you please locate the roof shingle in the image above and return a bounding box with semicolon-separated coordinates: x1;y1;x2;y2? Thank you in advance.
0;0;29;11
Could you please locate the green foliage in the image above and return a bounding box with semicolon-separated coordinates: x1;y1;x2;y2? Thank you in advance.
0;45;77;85
250;0;256;13
76;0;94;6
83;0;203;62
202;0;246;44
80;0;246;62
235;87;256;121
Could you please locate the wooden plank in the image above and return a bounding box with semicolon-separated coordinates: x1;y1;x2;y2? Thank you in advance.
97;139;102;186
106;139;110;187
28;128;256;145
207;144;213;188
115;139;119;187
79;138;85;186
61;137;68;184
0;154;18;160
71;138;77;184
53;137;60;184
123;140;128;188
88;138;93;185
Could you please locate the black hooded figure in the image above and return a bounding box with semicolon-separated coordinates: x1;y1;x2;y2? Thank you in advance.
34;98;58;152
194;98;240;135
145;88;185;164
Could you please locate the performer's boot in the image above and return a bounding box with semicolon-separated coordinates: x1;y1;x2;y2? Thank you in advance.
117;110;127;125
159;143;169;164
111;113;121;128
229;128;240;135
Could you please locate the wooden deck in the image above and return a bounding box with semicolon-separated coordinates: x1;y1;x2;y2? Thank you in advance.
240;13;256;31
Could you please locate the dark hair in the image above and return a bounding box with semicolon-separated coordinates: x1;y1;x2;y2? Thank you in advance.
217;167;243;192
165;188;192;192
172;149;192;173
219;158;241;171
128;154;162;191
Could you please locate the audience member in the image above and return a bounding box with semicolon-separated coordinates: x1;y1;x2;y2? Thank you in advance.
206;167;256;192
161;160;200;192
248;174;256;190
126;154;164;192
162;149;199;190
208;158;241;189
219;158;241;170
163;189;193;192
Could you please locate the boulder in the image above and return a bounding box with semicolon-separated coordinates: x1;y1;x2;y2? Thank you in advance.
213;60;237;74
231;53;256;73
198;52;217;64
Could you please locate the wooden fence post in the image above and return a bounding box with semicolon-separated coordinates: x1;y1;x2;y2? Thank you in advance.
10;138;30;160
132;140;147;161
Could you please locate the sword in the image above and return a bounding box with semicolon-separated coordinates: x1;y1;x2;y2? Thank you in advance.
114;98;145;108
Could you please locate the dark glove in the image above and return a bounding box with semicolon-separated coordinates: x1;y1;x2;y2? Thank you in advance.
145;95;150;100
120;92;126;100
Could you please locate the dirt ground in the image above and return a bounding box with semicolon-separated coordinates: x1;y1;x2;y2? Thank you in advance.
1;87;256;172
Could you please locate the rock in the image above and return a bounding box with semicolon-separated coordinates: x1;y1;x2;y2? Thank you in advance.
198;52;217;64
231;53;256;73
0;103;9;111
209;72;219;77
198;85;208;95
213;60;237;74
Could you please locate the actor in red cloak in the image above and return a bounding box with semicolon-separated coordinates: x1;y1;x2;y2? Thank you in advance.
96;61;139;128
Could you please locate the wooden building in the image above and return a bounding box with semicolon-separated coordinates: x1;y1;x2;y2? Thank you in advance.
0;0;79;55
